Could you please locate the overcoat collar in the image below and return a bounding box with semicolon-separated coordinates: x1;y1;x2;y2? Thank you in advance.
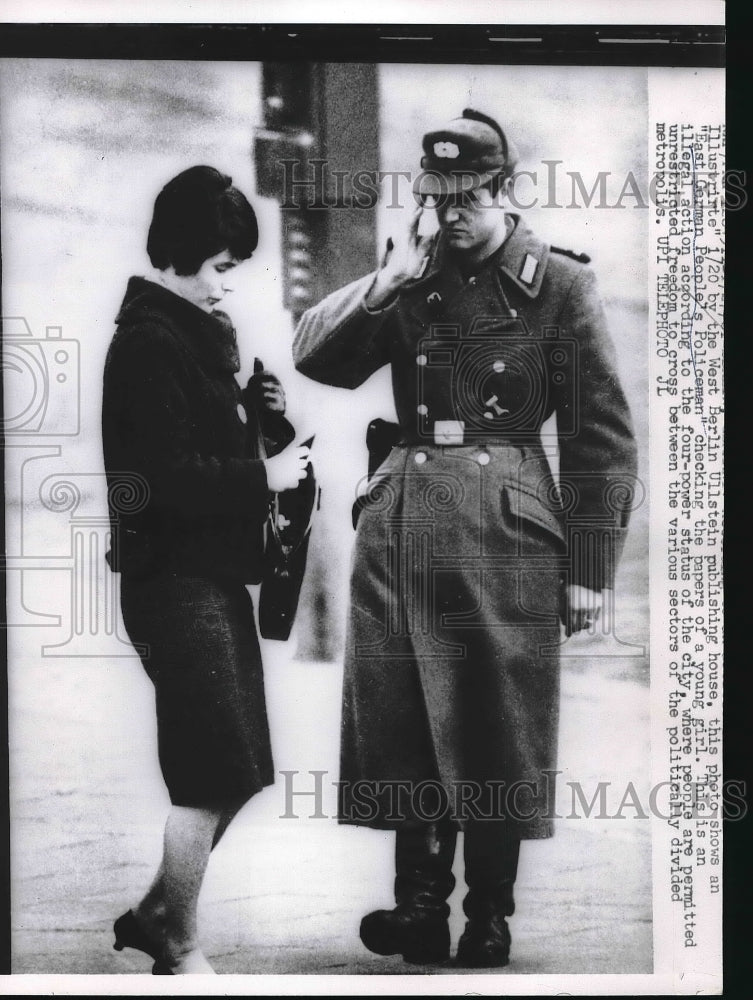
494;215;551;298
406;213;550;302
116;276;241;373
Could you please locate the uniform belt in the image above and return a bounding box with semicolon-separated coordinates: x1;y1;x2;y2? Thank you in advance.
398;420;527;447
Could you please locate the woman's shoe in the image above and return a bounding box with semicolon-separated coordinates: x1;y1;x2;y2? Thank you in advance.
113;909;161;961
152;960;174;975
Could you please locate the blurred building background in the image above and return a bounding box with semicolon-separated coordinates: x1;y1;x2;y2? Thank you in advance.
2;58;651;976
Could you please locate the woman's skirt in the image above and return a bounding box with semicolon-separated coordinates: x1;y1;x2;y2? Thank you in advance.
120;571;273;809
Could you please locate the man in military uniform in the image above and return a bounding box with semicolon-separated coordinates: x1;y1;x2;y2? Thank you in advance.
293;109;638;968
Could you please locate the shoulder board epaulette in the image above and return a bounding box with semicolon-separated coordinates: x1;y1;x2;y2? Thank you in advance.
550;245;591;264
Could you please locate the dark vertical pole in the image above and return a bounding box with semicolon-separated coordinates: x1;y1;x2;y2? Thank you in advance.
255;63;380;660
255;62;380;316
317;63;380;295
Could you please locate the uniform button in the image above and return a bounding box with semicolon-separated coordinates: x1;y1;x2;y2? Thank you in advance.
415;451;428;465
477;451;490;466
236;403;248;424
492;360;506;373
417;404;428;415
509;308;518;318
416;354;428;366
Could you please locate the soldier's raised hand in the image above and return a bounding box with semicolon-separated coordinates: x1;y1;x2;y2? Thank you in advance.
365;207;435;310
387;206;436;281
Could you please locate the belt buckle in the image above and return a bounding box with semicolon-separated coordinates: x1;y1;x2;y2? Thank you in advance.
433;420;465;445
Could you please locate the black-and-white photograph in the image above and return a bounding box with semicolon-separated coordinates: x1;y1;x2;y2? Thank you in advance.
1;6;725;993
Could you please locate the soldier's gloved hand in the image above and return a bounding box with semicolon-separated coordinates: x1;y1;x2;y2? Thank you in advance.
245;357;286;414
562;584;603;637
365;206;435;310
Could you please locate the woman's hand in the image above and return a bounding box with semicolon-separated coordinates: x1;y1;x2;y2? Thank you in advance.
263;441;311;493
245;359;286;414
365;207;435;310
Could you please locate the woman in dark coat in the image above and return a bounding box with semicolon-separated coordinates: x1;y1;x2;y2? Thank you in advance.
102;166;310;974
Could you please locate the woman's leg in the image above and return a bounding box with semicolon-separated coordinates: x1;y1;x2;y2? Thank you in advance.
134;805;225;973
135;803;241;922
137;807;238;912
211;805;241;850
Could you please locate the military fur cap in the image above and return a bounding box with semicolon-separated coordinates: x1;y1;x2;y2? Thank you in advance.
418;108;519;197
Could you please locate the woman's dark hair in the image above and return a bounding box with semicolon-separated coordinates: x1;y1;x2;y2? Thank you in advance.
147;165;259;275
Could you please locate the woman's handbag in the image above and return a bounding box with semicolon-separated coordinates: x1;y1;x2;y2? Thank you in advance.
258;444;318;640
253;409;316;644
245;359;317;640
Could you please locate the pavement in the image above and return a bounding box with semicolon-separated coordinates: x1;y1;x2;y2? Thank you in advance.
9;630;652;984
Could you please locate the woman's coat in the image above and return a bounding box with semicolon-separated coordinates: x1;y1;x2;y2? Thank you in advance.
102;277;293;583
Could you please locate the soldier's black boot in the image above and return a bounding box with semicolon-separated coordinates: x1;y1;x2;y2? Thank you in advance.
360;821;457;964
456;822;521;968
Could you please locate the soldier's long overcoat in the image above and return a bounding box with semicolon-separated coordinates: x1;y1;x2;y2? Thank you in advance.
293;215;638;837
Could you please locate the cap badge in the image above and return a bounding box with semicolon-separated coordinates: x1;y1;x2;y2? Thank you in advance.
426;291;442;308
433;141;460;159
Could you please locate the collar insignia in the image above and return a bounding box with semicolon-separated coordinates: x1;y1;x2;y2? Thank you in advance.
519;253;538;285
